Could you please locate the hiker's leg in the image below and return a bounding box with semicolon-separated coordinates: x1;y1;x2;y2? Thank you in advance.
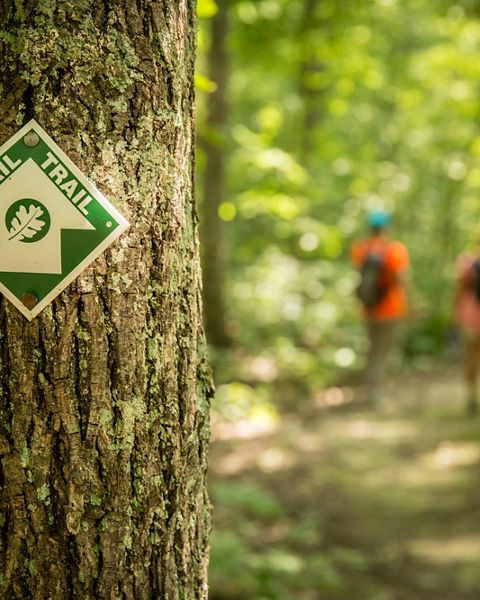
387;320;404;373
464;332;480;415
365;320;397;399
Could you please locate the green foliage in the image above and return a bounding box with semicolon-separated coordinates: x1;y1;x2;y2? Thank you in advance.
209;528;355;600
209;477;379;599
197;0;480;384
199;2;480;592
197;0;218;19
212;481;285;519
212;381;280;426
209;530;258;598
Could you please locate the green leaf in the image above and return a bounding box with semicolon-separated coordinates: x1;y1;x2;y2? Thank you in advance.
194;72;218;93
8;204;46;242
197;0;218;19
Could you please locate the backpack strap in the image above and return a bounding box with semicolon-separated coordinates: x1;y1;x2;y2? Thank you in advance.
363;239;389;262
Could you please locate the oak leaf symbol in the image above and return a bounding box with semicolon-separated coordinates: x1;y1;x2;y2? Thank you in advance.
8;204;46;242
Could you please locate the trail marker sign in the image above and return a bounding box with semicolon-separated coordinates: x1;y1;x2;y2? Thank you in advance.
0;120;129;319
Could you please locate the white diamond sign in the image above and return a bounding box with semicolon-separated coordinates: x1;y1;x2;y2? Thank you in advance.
0;120;129;319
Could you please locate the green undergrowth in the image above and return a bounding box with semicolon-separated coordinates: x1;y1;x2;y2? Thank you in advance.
209;362;480;599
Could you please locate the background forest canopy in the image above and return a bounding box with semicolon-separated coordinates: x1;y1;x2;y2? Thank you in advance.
196;0;480;396
197;2;480;598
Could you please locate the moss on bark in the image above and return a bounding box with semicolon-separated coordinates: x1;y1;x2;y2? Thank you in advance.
0;1;212;598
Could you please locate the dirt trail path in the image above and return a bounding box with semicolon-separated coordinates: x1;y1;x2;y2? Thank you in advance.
209;365;480;599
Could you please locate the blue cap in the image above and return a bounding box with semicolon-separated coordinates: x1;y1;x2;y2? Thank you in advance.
367;209;391;228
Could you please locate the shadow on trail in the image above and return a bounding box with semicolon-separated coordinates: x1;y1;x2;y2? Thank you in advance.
209;364;480;600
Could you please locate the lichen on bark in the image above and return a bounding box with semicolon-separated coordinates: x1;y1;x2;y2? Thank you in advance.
0;1;212;598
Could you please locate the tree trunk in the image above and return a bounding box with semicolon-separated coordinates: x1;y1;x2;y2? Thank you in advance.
299;0;324;166
0;2;212;599
200;0;230;347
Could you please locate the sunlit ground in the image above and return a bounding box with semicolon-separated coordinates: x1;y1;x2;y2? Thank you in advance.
209;363;480;600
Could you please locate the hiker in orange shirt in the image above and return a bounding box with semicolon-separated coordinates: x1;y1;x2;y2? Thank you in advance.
454;245;480;415
351;210;409;402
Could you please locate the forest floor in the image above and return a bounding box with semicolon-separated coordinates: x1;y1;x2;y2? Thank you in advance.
208;361;480;600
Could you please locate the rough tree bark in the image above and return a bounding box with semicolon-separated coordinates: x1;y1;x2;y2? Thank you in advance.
0;1;212;599
200;0;230;347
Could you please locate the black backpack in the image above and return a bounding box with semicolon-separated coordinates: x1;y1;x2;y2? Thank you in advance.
472;259;480;301
356;247;389;308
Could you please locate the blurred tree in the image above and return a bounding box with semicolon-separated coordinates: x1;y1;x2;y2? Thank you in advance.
298;0;324;165
0;1;212;598
200;0;231;347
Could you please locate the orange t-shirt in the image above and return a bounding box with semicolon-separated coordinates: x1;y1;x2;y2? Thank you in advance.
350;237;409;320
